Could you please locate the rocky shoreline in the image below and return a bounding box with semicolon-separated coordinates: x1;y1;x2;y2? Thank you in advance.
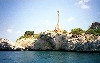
0;32;100;52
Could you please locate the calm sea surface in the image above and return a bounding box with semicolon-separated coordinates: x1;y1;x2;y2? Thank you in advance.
0;51;100;63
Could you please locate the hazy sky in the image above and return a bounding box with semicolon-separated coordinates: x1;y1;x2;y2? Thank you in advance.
0;0;100;41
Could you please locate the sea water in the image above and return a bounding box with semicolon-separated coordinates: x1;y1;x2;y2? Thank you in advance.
0;51;100;63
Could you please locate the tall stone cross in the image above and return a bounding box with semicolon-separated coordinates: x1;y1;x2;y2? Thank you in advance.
56;11;60;31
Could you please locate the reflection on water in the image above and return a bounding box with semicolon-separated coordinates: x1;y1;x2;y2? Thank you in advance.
0;51;100;63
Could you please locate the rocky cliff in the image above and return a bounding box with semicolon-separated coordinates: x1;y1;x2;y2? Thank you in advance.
23;32;100;51
0;38;15;50
0;33;100;51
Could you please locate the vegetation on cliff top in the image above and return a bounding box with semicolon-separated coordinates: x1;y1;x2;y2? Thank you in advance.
71;22;100;36
17;22;100;40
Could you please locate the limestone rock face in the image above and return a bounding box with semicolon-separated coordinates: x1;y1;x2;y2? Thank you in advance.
15;38;35;50
29;33;100;51
97;36;100;41
54;34;75;50
54;34;68;50
31;33;75;51
0;38;14;50
33;33;56;50
1;32;100;51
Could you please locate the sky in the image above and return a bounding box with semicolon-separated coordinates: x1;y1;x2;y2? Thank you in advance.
0;0;100;41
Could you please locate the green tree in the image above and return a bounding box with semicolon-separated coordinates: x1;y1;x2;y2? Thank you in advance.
90;22;100;29
71;28;85;35
85;29;95;34
63;30;67;34
24;31;34;38
86;22;100;36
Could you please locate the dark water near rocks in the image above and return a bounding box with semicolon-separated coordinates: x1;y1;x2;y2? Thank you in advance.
0;51;100;63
